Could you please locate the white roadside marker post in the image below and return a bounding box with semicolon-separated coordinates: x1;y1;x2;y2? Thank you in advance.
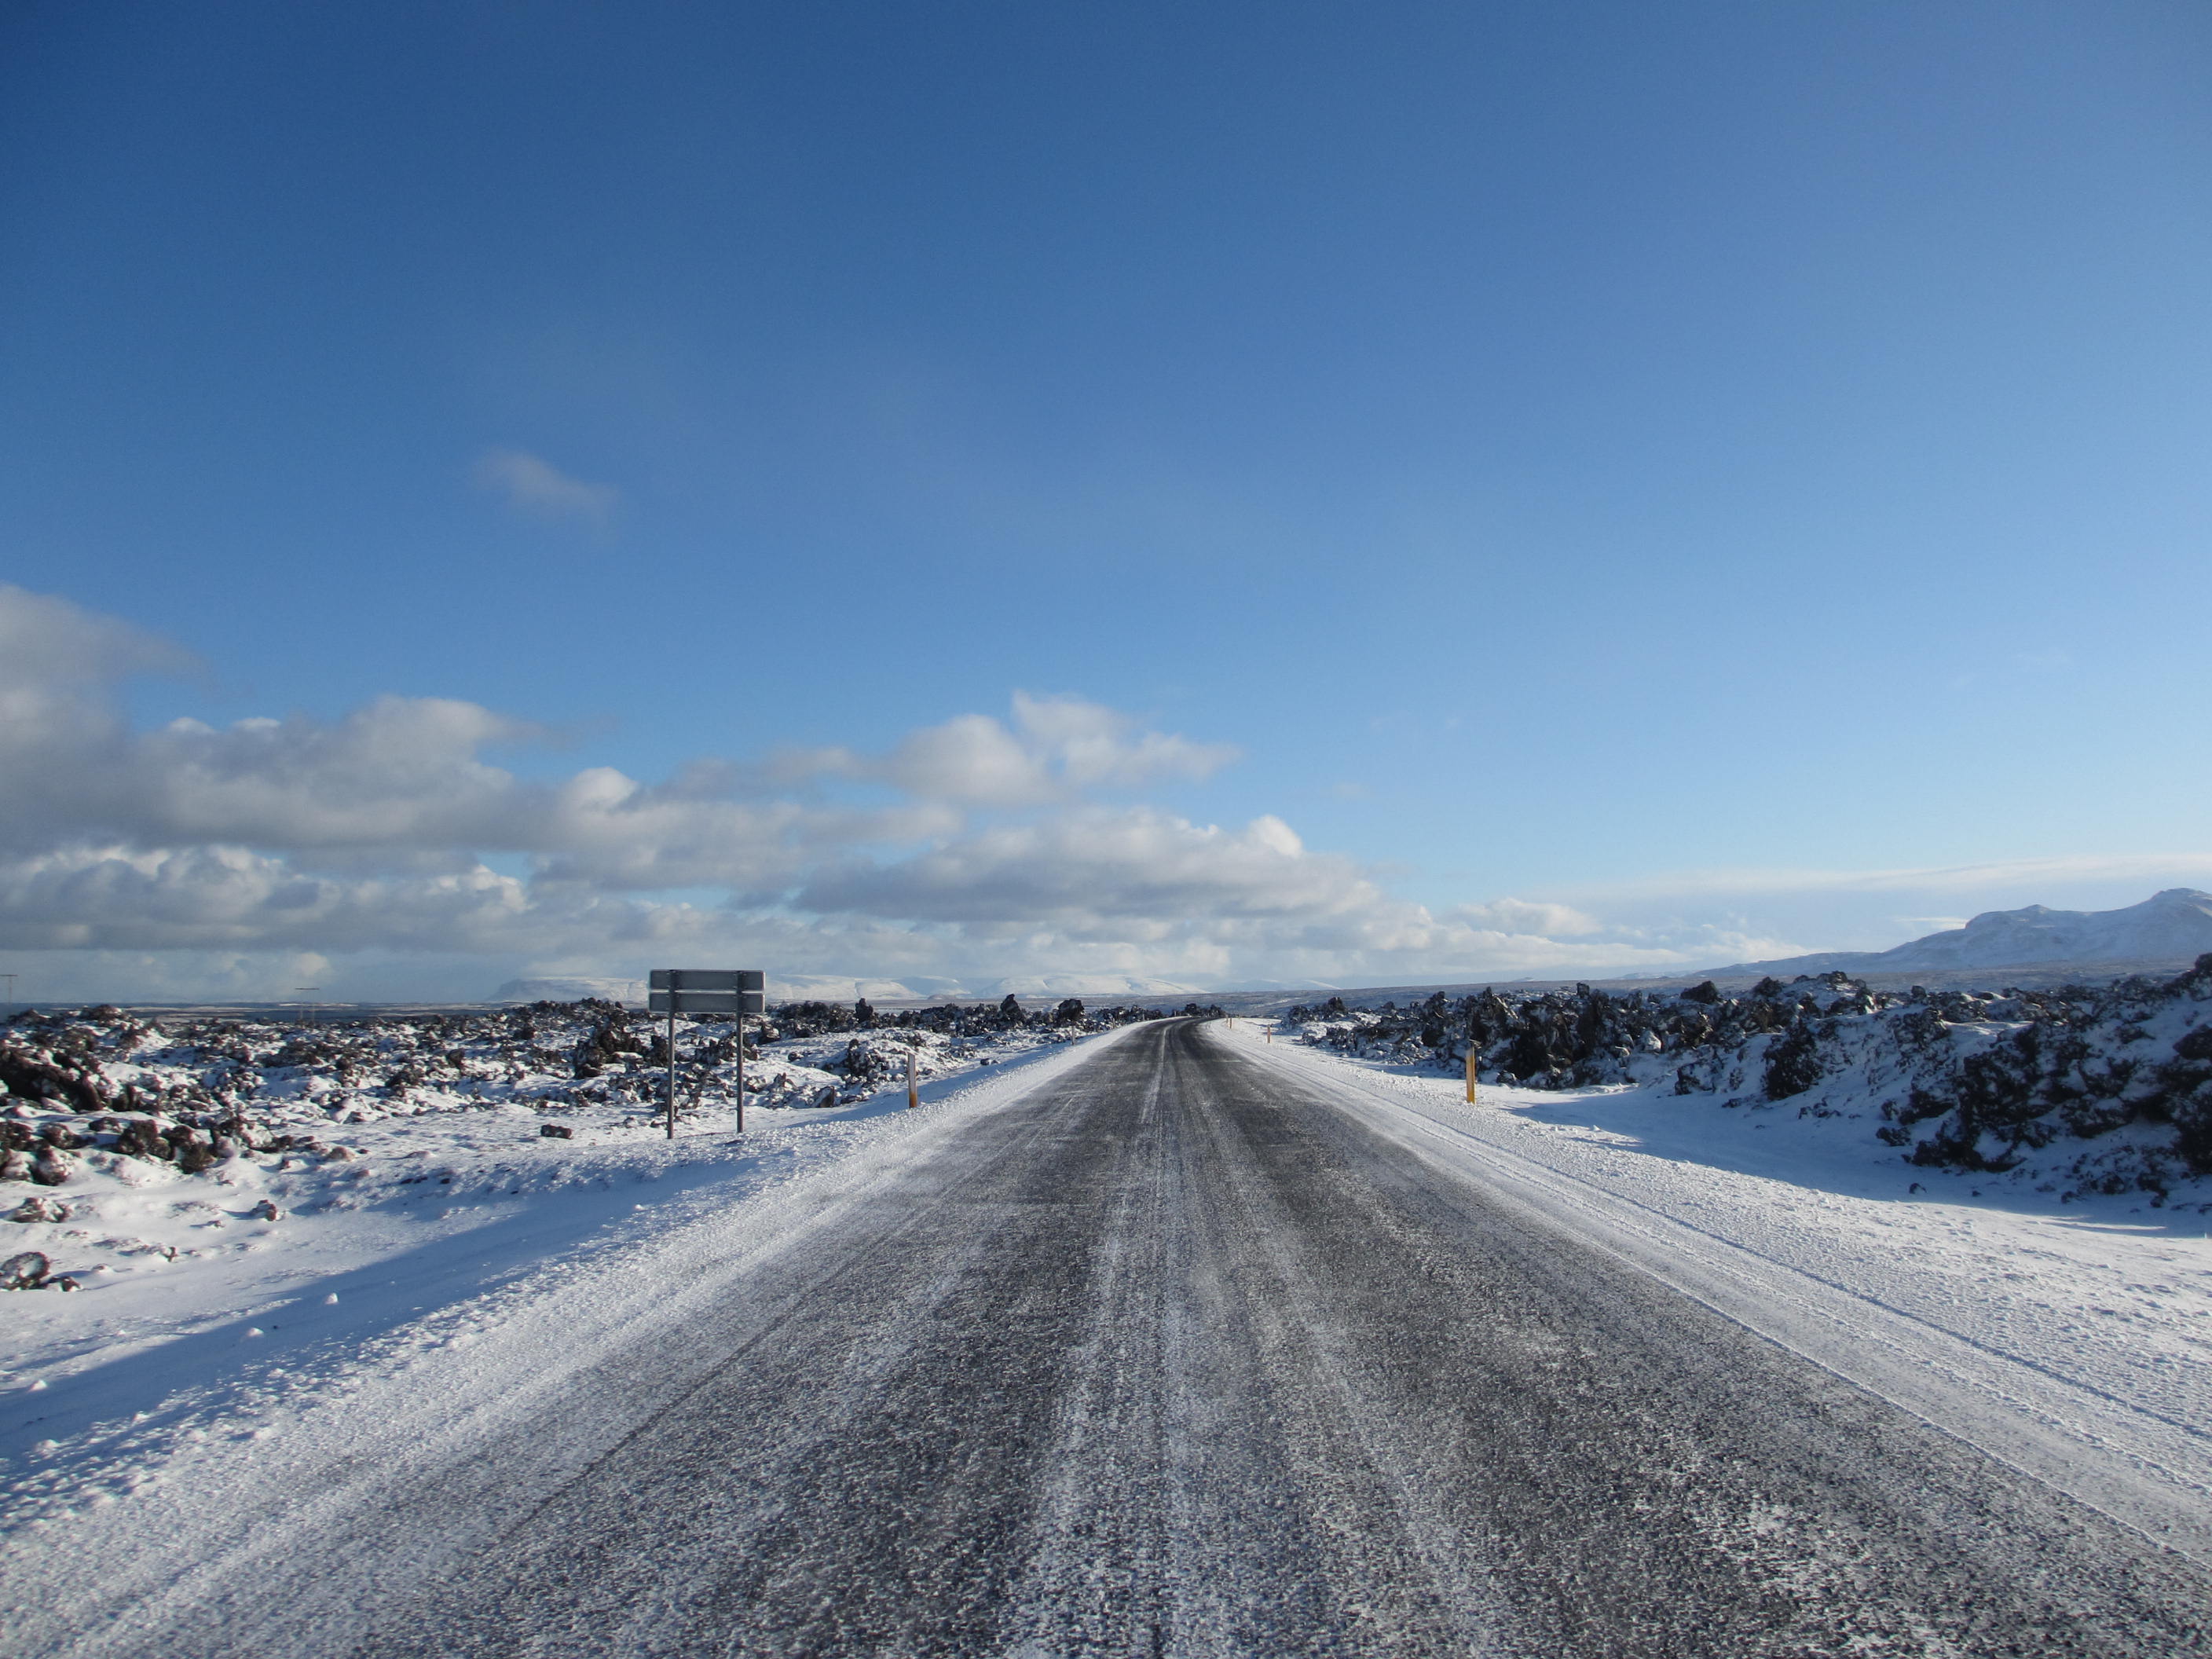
737;971;764;1136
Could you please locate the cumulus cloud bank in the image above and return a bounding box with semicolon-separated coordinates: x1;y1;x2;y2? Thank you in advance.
24;583;2167;1003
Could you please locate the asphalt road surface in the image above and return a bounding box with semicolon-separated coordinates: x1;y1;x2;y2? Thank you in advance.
167;1020;2212;1654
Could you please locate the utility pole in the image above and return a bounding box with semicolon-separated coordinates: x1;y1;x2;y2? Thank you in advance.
295;985;322;1026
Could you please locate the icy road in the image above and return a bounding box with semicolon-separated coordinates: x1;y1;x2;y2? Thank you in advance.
9;1017;2211;1655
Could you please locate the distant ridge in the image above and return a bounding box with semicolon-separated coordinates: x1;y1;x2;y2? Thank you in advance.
495;971;1209;1006
1709;888;2212;979
493;976;639;1004
491;895;2212;1013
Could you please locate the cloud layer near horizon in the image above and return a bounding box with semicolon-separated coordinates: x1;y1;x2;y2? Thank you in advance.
5;584;2207;1003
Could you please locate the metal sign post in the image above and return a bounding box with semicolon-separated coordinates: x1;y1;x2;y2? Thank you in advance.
649;969;767;1139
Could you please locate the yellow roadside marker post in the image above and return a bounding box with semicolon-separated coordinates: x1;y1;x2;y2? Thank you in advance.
1465;1048;1478;1106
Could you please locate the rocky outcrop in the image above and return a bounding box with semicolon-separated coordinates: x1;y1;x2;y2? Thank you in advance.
1290;955;2212;1200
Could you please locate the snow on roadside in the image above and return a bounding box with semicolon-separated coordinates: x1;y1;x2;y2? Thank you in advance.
1229;1019;2212;1559
0;1017;1120;1478
0;1023;1149;1657
1285;963;2212;1205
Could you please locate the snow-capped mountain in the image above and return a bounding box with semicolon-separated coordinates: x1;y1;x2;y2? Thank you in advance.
1716;888;2212;977
760;975;972;1003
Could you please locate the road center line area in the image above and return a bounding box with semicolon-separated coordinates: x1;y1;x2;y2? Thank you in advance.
5;1019;2209;1656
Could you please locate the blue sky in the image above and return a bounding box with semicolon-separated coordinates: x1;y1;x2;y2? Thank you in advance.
4;1;2210;1000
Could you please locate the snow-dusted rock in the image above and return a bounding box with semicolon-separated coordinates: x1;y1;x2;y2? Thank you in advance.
1290;955;2212;1200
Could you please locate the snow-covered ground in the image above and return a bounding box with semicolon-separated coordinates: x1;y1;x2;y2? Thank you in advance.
1232;1020;2212;1562
0;1008;1112;1461
5;1005;2207;1621
0;1023;1158;1659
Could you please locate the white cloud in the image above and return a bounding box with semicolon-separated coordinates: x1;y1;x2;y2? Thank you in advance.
0;584;189;679
799;809;1354;929
471;448;617;522
1009;691;1239;789
6;584;2202;1002
0;844;535;953
1451;898;1604;938
866;694;1239;807
881;714;1057;808
0;588;1373;997
0;612;953;892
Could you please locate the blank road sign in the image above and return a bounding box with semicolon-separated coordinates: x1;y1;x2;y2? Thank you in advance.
649;968;765;1015
650;969;764;991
